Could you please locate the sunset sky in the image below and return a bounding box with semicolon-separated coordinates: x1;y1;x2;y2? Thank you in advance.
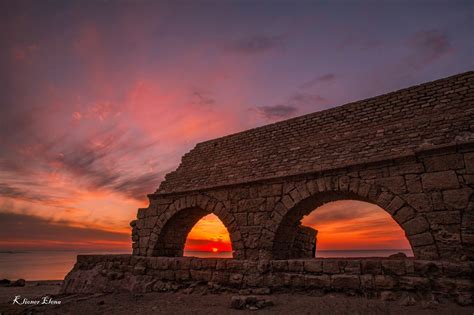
0;1;472;253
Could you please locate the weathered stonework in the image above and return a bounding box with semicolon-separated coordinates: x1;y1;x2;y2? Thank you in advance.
131;143;474;261
61;255;474;305
63;71;474;302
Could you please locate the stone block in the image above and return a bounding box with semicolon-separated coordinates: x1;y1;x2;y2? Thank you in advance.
285;273;305;287
442;188;472;210
361;260;382;275
160;270;175;281
201;259;217;269
433;277;456;292
176;258;192;270
398;276;430;290
304;275;330;288
296;181;310;199
306;180;318;194
289;189;303;203
403;193;432;212
216;259;227;270
271;260;288;272
386;196;405;214
410;232;434;247
211;271;229;284
421;171;460;191
358;182;371;198
190;258;202;270
343;260;361;274
304;260;323;273
322;260;340;274
349;178;360;194
390;163;424;175
374;275;398;290
381;260;406;276
426;211;461;225
442;262;472;277
413;261;442;276
403;216;429;235
412;245;439;260
377;191;394;209
376;176;406;194
137;208;147;219
464;174;474;185
393;206;415;224
175;270;190;281
226;260;245;271
190;270;212;282
360;275;374;290
282;195;295;209
331;275;360;290
288;260;304;272
465;152;474;173
338;176;350;191
423;153;464;172
405;175;423;193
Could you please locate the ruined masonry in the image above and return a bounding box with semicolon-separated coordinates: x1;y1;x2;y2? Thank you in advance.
62;71;474;305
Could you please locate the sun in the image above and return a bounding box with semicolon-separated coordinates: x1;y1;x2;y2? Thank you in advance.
211;247;219;253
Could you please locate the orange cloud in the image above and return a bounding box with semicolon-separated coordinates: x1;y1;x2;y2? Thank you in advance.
301;200;412;251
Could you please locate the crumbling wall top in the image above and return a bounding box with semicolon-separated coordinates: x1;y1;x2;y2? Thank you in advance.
158;71;474;194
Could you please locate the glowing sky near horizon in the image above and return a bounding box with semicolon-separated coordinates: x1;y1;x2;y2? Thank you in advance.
0;0;473;252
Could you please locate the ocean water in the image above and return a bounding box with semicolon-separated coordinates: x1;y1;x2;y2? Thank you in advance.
316;249;413;258
0;249;413;281
0;250;131;281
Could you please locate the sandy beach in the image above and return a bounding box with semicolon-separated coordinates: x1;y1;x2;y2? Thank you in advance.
0;281;472;315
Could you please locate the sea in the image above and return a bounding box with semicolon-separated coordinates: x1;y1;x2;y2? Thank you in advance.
0;249;413;281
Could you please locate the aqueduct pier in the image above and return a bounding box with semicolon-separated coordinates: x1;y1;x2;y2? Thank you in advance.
62;71;474;304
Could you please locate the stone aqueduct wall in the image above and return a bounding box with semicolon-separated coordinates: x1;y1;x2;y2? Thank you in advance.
129;71;474;262
132;142;474;261
61;255;473;305
63;72;474;301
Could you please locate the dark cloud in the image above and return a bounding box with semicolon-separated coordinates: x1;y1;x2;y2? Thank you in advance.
406;30;452;69
299;73;337;89
289;92;326;106
50;129;167;200
226;35;285;54
0;211;130;250
256;105;298;120
255;92;327;121
0;114;167;201
301;200;382;226
191;91;216;107
0;183;51;203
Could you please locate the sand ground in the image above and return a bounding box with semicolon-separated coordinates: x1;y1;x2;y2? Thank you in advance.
0;281;473;315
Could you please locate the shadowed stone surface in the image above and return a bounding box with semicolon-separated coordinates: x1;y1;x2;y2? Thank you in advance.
61;255;474;305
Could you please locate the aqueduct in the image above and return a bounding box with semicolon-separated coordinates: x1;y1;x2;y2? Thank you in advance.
63;71;474;304
133;71;473;262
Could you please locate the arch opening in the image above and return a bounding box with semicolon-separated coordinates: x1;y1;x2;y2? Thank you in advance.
153;207;233;258
272;192;414;259
184;213;232;258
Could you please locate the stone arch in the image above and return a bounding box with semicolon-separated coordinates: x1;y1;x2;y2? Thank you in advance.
262;177;438;260
147;194;244;259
